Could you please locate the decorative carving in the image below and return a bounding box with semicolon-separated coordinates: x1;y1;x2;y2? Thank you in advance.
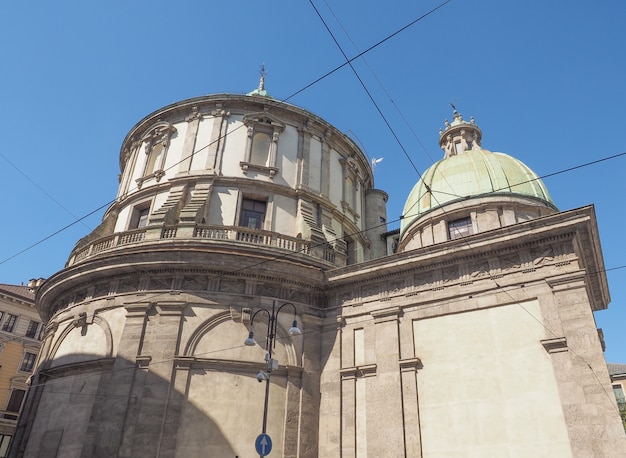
339;291;352;305
220;279;246;294
500;253;521;271
389;279;405;293
185;106;201;122
93;283;109;297
182;276;208;291
442;266;458;284
531;246;554;266
413;272;433;290
149;277;171;291
361;283;379;299
74;289;88;304
469;260;490;278
118;279;140;293
72;312;87;328
257;282;280;297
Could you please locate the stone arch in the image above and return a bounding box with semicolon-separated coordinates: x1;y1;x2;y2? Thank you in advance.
183;309;300;367
47;315;114;368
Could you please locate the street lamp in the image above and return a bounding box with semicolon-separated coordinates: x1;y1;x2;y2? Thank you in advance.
244;301;301;445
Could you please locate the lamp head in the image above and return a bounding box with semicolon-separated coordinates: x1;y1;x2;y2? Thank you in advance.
288;320;301;336
244;331;256;346
256;370;268;382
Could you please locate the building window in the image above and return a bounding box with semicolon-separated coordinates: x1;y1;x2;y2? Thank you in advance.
454;140;463;154
135;122;176;189
240;113;284;178
614;384;625;403
240;198;266;230
4;389;25;419
2;315;17;333
0;434;11;457
129;205;150;230
448;216;473;240
20;353;37;372
25;320;39;339
345;176;355;209
250;131;271;166
145;142;165;175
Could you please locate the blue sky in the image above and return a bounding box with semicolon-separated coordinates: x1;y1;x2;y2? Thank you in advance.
0;1;624;362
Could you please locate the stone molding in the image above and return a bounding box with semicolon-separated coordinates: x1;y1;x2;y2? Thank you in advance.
340;364;377;379
540;337;568;354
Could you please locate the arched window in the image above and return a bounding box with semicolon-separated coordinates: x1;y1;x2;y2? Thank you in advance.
135;122;176;189
146;142;165;175
240;113;284;178
250;132;271;166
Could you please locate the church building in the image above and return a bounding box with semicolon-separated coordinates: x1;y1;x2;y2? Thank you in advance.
10;80;625;457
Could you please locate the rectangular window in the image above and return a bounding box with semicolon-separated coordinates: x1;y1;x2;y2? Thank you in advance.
25;320;39;339
2;315;17;333
146;142;165;175
20;352;37;372
4;389;25;419
448;216;473;240
0;434;11;457
614;385;625;403
454;140;463;154
240;198;266;230
250;131;271;166
129;206;150;230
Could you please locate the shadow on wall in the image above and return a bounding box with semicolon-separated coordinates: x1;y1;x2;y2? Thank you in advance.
11;353;241;458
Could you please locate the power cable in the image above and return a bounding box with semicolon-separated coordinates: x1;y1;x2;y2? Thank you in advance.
0;0;455;267
309;0;423;178
0;151;92;230
320;0;439;165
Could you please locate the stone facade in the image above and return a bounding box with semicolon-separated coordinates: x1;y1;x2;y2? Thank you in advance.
9;93;626;457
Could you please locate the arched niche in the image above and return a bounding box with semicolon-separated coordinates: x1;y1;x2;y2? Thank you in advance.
48;315;114;368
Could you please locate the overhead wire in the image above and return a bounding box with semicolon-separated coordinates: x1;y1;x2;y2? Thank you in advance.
0;0;455;268
0;151;92;230
0;0;622;412
307;0;622;416
308;0;423;178
320;0;439;165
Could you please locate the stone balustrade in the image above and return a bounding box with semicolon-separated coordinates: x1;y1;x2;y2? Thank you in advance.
66;225;335;267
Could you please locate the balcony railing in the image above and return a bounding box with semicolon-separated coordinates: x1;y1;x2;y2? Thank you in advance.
67;225;329;267
194;225;310;255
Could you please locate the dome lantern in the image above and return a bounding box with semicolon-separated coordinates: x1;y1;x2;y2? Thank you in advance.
438;110;482;158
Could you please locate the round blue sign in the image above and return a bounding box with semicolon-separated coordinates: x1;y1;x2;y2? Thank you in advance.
255;433;272;456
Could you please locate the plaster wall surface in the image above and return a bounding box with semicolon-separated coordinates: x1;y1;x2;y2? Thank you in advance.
329;149;342;208
189;117;213;171
414;301;572;457
309;136;322;193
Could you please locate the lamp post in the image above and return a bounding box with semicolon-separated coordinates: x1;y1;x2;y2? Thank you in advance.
244;301;301;451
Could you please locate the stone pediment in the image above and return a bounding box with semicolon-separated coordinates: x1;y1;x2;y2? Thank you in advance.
242;111;285;131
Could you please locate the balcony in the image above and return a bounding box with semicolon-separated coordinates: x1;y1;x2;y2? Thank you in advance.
67;225;338;267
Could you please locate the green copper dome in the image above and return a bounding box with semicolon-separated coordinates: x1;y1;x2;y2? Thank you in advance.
400;112;556;238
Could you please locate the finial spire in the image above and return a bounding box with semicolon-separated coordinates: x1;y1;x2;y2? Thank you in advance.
258;63;267;91
246;63;273;98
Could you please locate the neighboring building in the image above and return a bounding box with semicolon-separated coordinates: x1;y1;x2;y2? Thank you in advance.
10;82;626;457
609;363;626;430
0;283;43;457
